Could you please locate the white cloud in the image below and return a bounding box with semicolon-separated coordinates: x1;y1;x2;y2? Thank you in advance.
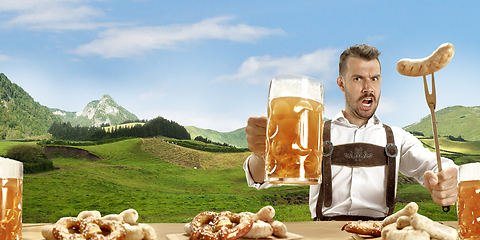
0;54;12;62
215;48;341;85
366;35;386;45
376;96;398;115
0;0;125;30
138;92;165;101
71;16;285;58
324;101;344;120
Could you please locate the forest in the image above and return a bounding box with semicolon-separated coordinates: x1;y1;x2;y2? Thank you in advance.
48;116;191;141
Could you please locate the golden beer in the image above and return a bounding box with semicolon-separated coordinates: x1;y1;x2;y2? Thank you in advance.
457;163;480;240
265;75;324;185
0;178;23;240
458;180;480;239
0;158;23;240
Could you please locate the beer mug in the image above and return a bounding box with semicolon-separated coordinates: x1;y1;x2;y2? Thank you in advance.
265;75;324;185
457;163;480;239
0;157;23;240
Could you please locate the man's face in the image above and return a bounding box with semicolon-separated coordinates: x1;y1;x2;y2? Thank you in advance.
337;57;382;124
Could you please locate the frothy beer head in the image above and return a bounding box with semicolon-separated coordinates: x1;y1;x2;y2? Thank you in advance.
459;163;480;182
0;157;23;179
268;75;324;103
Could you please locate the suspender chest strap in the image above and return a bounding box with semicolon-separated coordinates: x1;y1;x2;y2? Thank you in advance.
315;120;397;221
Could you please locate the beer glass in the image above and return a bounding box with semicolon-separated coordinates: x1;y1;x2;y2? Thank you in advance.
457;163;480;239
265;75;324;185
0;157;23;240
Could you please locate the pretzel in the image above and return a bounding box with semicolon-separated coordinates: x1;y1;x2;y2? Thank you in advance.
81;218;126;240
45;209;153;240
189;211;253;240
341;220;382;237
396;43;454;77
52;217;86;240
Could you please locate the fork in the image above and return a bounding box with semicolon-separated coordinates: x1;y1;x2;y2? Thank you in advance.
423;73;450;212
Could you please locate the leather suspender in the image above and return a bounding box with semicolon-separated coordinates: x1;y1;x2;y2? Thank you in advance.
315;120;398;220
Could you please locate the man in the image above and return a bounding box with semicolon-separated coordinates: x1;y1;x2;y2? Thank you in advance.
243;44;458;221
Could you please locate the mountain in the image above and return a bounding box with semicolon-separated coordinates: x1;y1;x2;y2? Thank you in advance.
0;73;61;139
403;105;480;141
184;126;248;148
51;94;139;127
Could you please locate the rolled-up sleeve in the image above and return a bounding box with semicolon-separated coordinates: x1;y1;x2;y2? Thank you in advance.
396;127;458;186
243;154;278;190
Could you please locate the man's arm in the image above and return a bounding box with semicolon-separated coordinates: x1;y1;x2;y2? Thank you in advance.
397;127;458;207
245;116;268;183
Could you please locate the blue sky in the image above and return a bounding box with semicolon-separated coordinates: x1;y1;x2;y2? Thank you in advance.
1;1;479;132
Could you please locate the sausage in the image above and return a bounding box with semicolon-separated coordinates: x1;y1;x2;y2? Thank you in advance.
410;214;458;240
41;224;56;240
102;214;124;222
396;43;455;77
269;220;288;238
242;220;273;239
385;228;430;240
381;223;398;239
123;224;145;240
77;210;101;219
255;206;275;222
382;202;418;227
120;209;139;225
395;216;411;229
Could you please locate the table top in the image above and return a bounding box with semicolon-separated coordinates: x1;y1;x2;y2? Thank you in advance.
22;221;459;240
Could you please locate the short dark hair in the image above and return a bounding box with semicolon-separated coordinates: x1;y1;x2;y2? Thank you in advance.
339;44;381;77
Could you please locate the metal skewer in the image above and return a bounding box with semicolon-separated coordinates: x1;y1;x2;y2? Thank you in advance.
423;73;450;212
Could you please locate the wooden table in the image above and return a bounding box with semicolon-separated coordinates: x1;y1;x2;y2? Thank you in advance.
22;221;459;240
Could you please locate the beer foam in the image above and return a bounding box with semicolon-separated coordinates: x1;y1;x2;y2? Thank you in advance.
269;75;324;103
0;157;23;179
459;163;480;182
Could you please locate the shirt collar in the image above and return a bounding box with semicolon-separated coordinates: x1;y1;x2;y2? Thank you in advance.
331;110;382;128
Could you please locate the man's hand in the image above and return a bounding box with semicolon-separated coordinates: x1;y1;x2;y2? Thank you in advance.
424;167;458;207
245;116;268;157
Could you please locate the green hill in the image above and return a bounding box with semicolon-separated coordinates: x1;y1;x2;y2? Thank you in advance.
0;73;61;139
403;105;480;141
185;126;247;148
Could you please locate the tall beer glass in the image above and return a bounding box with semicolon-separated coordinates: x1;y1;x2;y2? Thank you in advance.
0;157;23;240
265;75;324;185
458;163;480;239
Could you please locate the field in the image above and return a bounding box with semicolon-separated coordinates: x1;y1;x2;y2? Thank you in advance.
2;137;478;224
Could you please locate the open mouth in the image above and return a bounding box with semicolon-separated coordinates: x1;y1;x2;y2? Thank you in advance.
362;98;373;107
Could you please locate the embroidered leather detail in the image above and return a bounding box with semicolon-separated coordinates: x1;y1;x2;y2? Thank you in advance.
344;147;373;162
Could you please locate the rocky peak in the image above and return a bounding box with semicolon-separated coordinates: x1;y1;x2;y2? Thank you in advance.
52;94;139;127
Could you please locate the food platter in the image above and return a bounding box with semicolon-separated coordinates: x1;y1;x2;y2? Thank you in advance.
166;232;303;240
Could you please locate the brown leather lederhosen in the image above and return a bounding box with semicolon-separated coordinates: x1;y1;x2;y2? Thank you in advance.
314;120;398;221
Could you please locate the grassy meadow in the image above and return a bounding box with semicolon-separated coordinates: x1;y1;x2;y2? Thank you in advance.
1;137;478;224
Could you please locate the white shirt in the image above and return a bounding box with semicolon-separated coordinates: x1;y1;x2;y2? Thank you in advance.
243;111;457;219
